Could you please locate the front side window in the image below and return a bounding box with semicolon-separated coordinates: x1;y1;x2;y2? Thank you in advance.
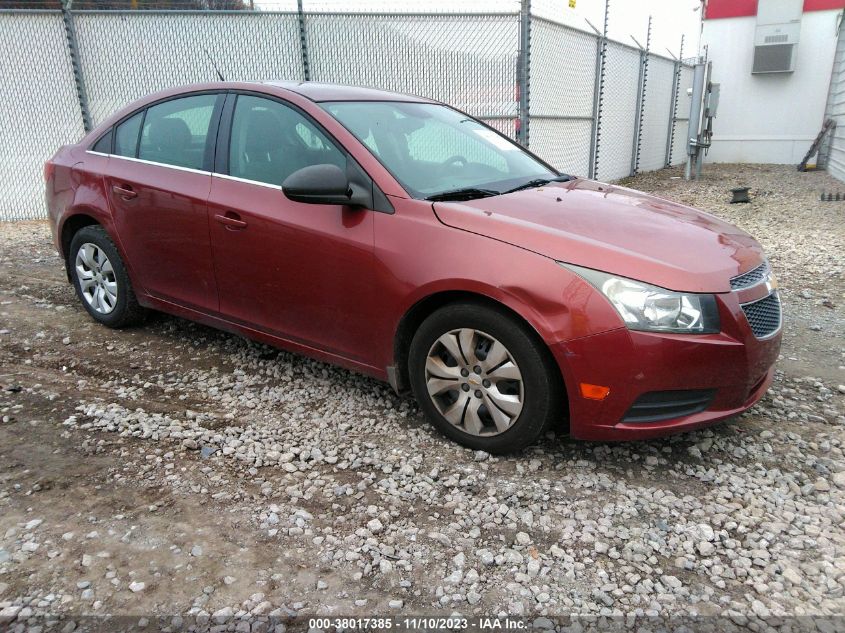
322;101;556;198
138;94;217;170
113;111;143;158
228;95;345;187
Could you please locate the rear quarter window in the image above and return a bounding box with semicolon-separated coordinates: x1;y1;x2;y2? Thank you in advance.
114;111;143;158
91;130;112;153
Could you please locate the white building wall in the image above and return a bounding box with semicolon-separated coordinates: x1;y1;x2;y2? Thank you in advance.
701;10;841;164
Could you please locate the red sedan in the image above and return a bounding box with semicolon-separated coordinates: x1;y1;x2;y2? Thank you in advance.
45;82;782;453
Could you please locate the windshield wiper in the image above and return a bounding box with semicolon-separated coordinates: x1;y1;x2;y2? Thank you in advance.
425;187;500;202
502;174;574;194
425;174;574;201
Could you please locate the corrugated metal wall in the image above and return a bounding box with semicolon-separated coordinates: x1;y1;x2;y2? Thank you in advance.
824;19;845;181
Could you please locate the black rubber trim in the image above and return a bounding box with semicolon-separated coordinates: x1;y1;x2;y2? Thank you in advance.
622;389;716;423
214;92;235;175
202;93;227;173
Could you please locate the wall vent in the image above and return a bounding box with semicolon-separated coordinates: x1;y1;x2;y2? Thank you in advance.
752;0;802;74
753;44;796;73
764;33;789;44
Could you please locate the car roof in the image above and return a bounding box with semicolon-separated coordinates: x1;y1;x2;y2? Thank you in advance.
82;81;440;145
261;81;436;103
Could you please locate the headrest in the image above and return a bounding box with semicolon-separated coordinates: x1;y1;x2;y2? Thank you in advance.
148;117;192;153
243;109;286;157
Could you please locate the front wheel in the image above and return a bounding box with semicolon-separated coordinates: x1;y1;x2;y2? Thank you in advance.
408;302;563;454
69;225;146;328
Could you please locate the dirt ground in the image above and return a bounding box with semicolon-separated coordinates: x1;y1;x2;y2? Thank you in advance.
0;164;844;631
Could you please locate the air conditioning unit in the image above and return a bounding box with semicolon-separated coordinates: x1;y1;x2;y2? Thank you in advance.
752;0;802;74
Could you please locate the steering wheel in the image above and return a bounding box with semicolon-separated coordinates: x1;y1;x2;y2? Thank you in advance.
442;155;469;171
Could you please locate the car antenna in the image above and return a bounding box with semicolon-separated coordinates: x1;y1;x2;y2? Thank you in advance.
203;48;226;82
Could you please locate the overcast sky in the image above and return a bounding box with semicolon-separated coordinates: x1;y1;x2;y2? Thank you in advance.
257;0;703;59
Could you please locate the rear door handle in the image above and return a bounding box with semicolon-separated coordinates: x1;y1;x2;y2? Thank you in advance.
112;184;137;200
214;212;247;230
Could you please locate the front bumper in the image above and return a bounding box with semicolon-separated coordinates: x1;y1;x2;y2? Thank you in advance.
553;291;782;441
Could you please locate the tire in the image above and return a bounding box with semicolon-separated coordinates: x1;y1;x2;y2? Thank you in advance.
69;225;146;328
408;301;563;454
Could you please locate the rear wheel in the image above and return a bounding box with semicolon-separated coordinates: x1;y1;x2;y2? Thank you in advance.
69;225;145;328
408;302;562;453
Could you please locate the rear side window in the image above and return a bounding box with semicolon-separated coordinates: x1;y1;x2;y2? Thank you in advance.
91;130;112;153
138;94;217;170
114;112;143;158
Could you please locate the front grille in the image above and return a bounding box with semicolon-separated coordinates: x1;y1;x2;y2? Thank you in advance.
730;261;770;290
741;293;782;339
622;389;716;423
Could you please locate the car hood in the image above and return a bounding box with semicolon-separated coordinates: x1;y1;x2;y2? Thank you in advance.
432;178;764;293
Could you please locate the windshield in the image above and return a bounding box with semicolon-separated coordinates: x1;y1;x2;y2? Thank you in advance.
321;101;559;199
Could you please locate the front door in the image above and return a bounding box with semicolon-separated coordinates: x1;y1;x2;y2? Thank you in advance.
207;94;377;364
104;93;222;312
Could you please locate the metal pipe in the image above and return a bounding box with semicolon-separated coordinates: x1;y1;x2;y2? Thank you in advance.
631;15;651;177
297;0;310;82
60;0;91;133
685;61;708;180
665;35;684;167
518;0;531;147
589;0;609;179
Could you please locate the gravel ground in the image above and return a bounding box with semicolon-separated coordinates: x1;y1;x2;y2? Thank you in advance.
0;163;844;631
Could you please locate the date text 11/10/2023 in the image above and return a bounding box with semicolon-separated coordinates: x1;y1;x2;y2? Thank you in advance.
306;617;527;630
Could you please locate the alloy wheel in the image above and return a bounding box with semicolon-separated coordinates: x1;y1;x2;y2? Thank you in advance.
75;242;118;314
424;328;524;436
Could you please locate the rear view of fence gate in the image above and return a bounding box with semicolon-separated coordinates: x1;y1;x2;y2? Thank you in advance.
0;3;693;221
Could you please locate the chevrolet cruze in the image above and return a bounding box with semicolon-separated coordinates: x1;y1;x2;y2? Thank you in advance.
45;82;782;453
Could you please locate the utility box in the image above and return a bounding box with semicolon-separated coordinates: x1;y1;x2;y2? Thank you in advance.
752;0;803;73
707;83;720;118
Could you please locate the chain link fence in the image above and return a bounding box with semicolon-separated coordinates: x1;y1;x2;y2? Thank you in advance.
74;10;304;126
669;65;694;169
0;3;693;221
0;11;85;221
304;12;518;127
595;41;641;182
638;56;675;173
529;17;596;176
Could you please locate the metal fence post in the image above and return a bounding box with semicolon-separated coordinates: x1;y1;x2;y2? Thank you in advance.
517;0;531;147
588;0;609;179
60;0;92;132
665;35;684;167
297;0;310;81
630;16;651;177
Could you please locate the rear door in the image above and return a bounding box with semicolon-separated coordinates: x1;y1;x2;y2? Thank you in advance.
104;92;223;312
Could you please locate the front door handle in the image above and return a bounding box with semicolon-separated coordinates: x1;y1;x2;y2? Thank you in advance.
112;184;137;200
214;212;247;230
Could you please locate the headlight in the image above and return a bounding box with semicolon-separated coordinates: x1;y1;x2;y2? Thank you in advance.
560;263;720;334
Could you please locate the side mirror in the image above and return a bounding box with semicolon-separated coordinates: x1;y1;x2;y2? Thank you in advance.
282;164;353;205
